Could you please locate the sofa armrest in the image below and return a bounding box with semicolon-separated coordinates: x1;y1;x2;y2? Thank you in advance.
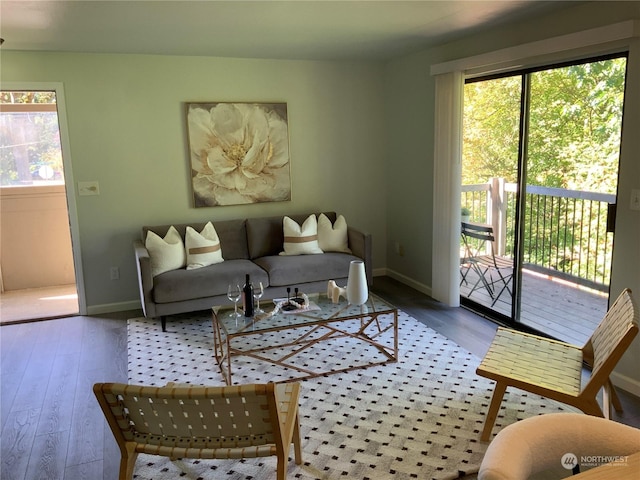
134;239;156;318
347;227;373;286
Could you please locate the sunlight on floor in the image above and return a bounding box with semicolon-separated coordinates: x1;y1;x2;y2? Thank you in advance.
41;294;78;301
524;267;608;298
0;284;78;324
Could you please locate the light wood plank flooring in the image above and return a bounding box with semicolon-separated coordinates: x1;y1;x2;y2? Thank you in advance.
1;276;638;479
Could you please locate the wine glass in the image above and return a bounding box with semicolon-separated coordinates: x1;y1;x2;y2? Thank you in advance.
227;284;241;318
253;282;264;314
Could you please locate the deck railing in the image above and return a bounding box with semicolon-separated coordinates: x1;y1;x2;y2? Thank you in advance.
462;178;615;291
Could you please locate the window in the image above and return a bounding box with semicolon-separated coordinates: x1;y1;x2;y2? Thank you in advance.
0;91;64;186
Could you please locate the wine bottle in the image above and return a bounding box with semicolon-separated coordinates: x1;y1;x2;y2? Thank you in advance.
242;274;254;317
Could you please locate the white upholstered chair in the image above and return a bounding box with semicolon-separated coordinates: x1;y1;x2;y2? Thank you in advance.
478;413;640;480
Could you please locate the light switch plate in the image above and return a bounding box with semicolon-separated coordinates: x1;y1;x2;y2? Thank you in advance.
78;181;100;196
631;189;640;211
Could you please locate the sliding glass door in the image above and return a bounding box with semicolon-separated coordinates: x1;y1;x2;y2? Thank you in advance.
460;54;627;343
460;75;520;320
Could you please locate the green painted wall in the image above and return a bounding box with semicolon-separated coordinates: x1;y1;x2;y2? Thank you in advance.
1;52;388;310
383;49;435;293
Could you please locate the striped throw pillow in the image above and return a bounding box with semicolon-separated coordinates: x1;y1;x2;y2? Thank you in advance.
280;215;324;255
185;222;224;269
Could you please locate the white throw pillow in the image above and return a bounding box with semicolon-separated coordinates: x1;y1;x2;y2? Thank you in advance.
280;214;324;255
317;213;351;253
185;222;224;270
145;226;186;277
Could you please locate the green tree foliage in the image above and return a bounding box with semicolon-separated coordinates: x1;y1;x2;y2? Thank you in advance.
463;57;626;191
1;91;57;104
0;91;62;186
463;76;520;184
528;59;626;193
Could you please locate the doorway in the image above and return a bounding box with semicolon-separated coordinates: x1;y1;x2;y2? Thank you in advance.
0;89;81;323
460;54;627;344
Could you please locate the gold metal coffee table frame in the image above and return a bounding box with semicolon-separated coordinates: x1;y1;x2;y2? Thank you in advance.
212;292;398;385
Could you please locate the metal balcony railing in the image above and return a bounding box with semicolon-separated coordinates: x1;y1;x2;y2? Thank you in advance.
462;178;615;292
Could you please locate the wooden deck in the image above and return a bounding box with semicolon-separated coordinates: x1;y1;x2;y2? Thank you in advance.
460;266;607;345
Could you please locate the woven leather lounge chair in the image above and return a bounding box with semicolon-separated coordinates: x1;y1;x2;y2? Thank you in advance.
94;382;303;479
476;288;638;441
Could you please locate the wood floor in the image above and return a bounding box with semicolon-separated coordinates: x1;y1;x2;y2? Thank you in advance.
1;276;639;479
460;266;607;345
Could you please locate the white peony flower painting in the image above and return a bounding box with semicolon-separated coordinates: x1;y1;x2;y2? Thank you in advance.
186;102;291;207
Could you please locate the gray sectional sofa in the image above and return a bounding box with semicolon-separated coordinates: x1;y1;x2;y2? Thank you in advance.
134;212;372;331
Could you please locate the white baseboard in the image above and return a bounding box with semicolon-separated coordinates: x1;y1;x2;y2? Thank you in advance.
375;268;432;297
372;267;388;278
87;300;141;316
611;371;640;398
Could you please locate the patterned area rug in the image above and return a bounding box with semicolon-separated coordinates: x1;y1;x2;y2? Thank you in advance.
127;310;574;480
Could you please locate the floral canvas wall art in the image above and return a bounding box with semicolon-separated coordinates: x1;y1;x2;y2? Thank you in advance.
186;102;291;207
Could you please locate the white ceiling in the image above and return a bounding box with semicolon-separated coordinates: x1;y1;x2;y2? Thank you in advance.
0;1;577;61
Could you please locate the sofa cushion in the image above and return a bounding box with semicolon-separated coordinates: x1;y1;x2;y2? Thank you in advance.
153;259;269;304
247;212;336;259
143;219;249;261
211;219;249;260
246;215;286;259
254;252;359;287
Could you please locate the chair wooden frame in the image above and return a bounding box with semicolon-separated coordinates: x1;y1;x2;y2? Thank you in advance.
476;288;638;442
94;382;302;480
460;222;513;306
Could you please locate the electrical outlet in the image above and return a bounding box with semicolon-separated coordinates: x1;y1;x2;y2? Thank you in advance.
631;189;640;211
110;267;120;280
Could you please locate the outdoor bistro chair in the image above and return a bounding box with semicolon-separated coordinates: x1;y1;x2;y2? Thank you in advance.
476;288;638;442
460;221;513;306
94;382;303;480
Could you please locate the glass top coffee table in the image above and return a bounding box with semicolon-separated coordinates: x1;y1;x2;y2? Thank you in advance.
211;292;398;385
